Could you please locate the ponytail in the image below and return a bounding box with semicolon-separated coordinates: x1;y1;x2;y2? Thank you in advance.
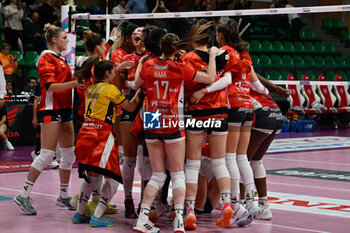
216;19;249;52
76;56;114;83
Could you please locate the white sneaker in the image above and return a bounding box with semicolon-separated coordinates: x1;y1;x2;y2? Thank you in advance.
50;160;59;169
5;140;14;150
245;202;261;219
173;216;185;233
133;218;160;233
257;204;272;220
231;205;253;226
31;150;39;160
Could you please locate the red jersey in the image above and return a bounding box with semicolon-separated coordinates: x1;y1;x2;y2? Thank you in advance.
140;57;197;134
182;50;228;119
37;51;74;112
250;88;279;109
110;48;129;68
221;46;253;109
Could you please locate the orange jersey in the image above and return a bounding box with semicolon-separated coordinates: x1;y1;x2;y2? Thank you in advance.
37;51;74;111
110;48;129;68
221;46;253;109
250;88;279;109
124;51;150;82
181;50;228;118
140;57;197;134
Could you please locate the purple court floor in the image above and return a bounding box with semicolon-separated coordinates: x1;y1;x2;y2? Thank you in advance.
0;129;349;233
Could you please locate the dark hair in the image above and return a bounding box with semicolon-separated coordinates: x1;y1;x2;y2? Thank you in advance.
112;21;138;51
144;28;167;55
160;33;180;57
83;30;104;53
0;43;11;50
142;25;158;41
216;19;249;52
179;20;214;51
76;56;114;83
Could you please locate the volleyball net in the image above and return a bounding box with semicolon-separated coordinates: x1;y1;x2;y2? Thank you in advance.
66;4;350;87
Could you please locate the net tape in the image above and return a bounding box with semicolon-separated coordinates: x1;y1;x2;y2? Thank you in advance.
72;5;350;20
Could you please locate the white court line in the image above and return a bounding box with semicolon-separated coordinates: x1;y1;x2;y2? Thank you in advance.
0;169;72;176
268;182;350;192
254;222;330;233
264;157;350;166
0;187;331;233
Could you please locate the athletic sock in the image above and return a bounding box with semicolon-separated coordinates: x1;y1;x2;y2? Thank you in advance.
91;175;103;203
259;196;267;207
220;189;231;205
94;179;119;218
185;197;195;212
21;179;34;198
139;204;151;222
59;183;69;198
122;156;137;200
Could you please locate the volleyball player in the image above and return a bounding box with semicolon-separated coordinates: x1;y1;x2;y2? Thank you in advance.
180;21;234;229
246;70;287;220
215;19;262;218
132;33;218;233
71;29;121;215
72;57;140;227
119;26;149;219
14;24;81;215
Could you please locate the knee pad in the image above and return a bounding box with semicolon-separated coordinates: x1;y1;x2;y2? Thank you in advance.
199;157;214;180
171;171;186;190
250;160;266;179
59;147;76;170
211;158;230;180
142;156;152;181
31;149;55;172
225;153;240;180
185;159;201;184
148;172;167;190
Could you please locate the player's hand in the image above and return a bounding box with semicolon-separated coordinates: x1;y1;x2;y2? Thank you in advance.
190;88;207;104
118;61;135;71
209;46;220;55
275;86;290;97
32;118;38;128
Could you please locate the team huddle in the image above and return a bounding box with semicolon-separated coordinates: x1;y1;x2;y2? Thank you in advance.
13;19;288;233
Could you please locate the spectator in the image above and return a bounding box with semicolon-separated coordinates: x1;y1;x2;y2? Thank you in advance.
23;76;37;93
0;43;18;84
4;0;23;51
21;0;35;12
0;63;6;109
126;0;148;13
37;0;58;30
22;11;45;52
276;0;305;41
151;0;169;29
0;103;14;150
112;0;128;26
6;80;13;95
192;0;205;11
53;0;63;25
234;0;252;10
166;0;184;12
216;0;234;10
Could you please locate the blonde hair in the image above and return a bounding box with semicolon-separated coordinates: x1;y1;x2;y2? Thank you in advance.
44;23;64;45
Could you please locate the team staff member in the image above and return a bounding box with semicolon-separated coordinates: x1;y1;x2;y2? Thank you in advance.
14;23;81;215
132;33;218;233
72;57;140;227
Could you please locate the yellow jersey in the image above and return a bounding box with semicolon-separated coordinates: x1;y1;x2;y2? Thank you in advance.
85;82;126;125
